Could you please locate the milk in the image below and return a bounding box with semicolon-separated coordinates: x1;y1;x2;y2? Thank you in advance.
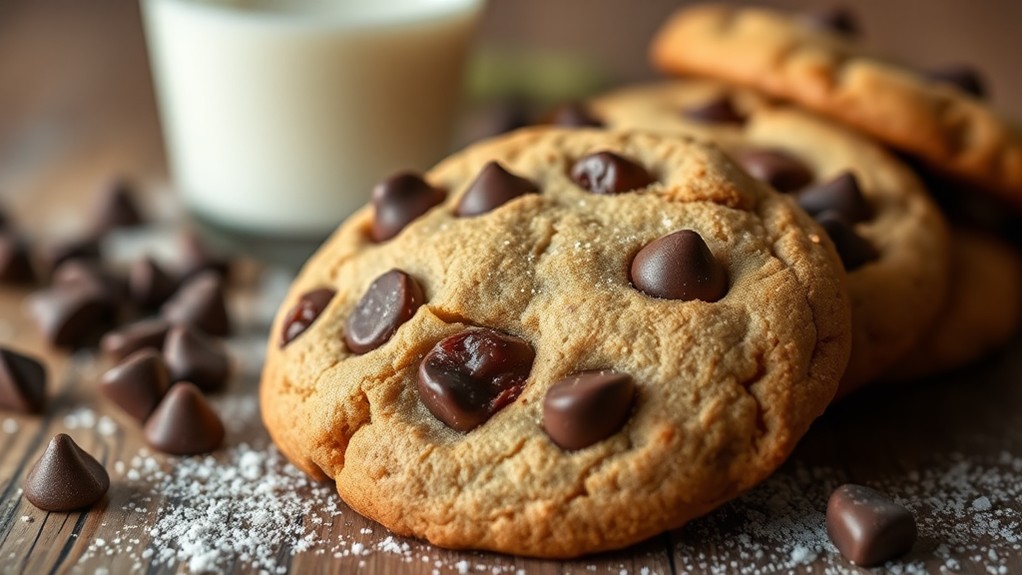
141;0;482;236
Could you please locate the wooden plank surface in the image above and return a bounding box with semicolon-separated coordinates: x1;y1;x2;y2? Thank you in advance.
1;1;1021;574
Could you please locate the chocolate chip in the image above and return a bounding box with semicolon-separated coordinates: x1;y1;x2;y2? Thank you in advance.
280;288;336;348
798;171;872;224
456;162;539;217
683;95;745;124
99;349;170;422
0;347;46;414
129;257;177;310
161;271;231;336
92;179;143;233
43;237;101;277
631;230;728;302
549;102;603;128
371;172;445;242
178;233;231;281
924;65;987;99
417;328;535;432
570;151;655;195
52;259;124;304
736;149;814;193
345;270;424;354
144;382;225;455
803;6;860;37
817;211;879;271
827;484;917;566
101;318;171;362
24;434;109;511
543;371;635;451
163;325;230;393
0;233;36;285
28;282;116;348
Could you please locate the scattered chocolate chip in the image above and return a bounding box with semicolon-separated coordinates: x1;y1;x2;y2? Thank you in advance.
543;371;635;451
631;230;729;302
0;233;36;285
24;434;109;511
827;484;917;566
549;102;603;128
178;232;231;281
457;162;539;217
736;149;814;192
43;237;101;277
0;347;46;414
345;270;424;354
924;65;987;99
417;328;535;432
129;257;177;310
370;172;445;242
570;151;655;195
52;259;123;304
99;349;170;422
163;325;230;393
28;282;116;348
144;382;225;455
798;171;872;224
161;271;231;336
92;179;143;233
816;211;879;271
803;6;860;37
101;318;171;362
683;95;745;124
280;288;336;348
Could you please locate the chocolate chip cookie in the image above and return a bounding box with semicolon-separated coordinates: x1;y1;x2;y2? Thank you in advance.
585;80;950;394
261;128;852;557
649;4;1022;210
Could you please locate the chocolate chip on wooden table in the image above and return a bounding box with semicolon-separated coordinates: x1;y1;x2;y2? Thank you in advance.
816;211;879;271
129;256;177;310
549;102;604;128
456;161;539;217
101;318;172;362
543;371;636;451
0;233;36;285
0;347;46;414
24;434;109;512
417;328;535;432
53;259;124;304
798;171;872;223
29;279;116;348
924;65;987;99
161;270;231;336
92;178;144;233
99;349;170;422
163;325;230;393
345;270;424;354
370;172;446;242
144;382;225;455
280;288;336;348
736;148;814;193
43;236;101;277
827;484;917;566
631;230;728;302
570;151;655;195
682;95;745;125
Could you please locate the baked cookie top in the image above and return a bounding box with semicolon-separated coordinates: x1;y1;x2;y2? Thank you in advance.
586;80;949;394
649;4;1022;210
260;128;851;557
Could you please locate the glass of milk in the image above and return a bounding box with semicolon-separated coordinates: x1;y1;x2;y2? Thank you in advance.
140;0;483;237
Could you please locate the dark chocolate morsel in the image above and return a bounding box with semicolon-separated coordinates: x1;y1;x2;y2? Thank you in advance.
802;6;860;37
924;65;987;99
456;161;539;217
543;371;635;451
92;179;143;233
417;328;535;432
570;151;655;195
163;325;230;393
52;259;124;304
0;347;47;414
682;95;745;124
101;318;172;362
129;257;178;310
43;237;101;277
28;282;116;348
24;434;109;512
736;149;814;192
161;271;231;336
827;484;917;566
798;171;872;224
345;270;424;354
178;232;231;281
816;211;879;271
371;172;445;242
280;288;336;348
549;102;604;128
0;233;36;285
630;230;728;302
99;349;170;423
144;382;225;455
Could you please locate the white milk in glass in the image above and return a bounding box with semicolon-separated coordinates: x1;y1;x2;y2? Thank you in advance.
141;0;482;236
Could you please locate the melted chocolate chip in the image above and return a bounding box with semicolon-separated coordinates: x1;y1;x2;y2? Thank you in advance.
549;102;603;128
144;382;225;455
345;270;424;354
456;162;539;217
543;371;635;451
683;95;745;124
924;65;987;99
417;328;535;432
0;347;47;414
280;288;336;348
163;325;231;393
630;230;728;302
0;233;36;285
371;172;445;242
24;434;109;512
92;179;143;233
827;484;917;566
570;151;655;195
101;318;172;362
803;6;860;37
129;257;178;310
99;349;170;422
736;149;814;192
161;271;231;336
798;171;872;224
817;211;879;271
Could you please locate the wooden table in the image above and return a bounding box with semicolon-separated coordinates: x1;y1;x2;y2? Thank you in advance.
2;2;1021;574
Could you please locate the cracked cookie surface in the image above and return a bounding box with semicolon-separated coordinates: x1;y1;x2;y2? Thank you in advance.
260;128;852;557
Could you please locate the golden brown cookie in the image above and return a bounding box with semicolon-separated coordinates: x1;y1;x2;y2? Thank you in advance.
260;128;851;557
586;80;950;394
649;4;1022;210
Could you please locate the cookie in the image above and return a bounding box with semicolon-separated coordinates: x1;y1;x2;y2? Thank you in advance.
887;228;1022;381
260;127;851;557
649;4;1022;210
585;80;950;394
